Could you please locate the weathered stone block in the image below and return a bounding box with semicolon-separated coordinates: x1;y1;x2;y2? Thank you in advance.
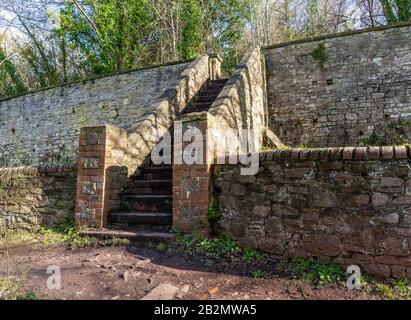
85;132;100;145
312;191;339;208
80;207;96;220
371;193;389;207
179;177;202;193
82;182;97;195
258;238;284;255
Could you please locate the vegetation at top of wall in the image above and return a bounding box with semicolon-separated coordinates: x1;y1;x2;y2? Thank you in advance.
360;119;411;146
1;1;409;98
310;43;327;68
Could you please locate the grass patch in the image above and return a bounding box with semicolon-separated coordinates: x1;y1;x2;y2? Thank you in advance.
0;223;130;250
376;283;395;300
251;270;266;279
243;247;260;262
155;242;168;253
0;278;37;300
37;224;92;249
392;278;411;299
291;258;345;286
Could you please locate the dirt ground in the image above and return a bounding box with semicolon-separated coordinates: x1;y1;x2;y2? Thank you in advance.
0;243;382;300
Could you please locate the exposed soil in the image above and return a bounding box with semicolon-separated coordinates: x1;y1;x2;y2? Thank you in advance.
0;243;382;300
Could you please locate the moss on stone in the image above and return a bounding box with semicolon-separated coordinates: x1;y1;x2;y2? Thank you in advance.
311;43;327;68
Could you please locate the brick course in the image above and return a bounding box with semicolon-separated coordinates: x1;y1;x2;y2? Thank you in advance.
0;165;76;230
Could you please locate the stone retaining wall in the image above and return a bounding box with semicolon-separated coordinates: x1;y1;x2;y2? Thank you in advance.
0;61;189;164
0;165;77;231
213;146;411;279
263;22;411;147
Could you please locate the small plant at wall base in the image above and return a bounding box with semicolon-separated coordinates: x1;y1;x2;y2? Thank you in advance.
207;199;222;235
311;43;327;69
291;257;345;286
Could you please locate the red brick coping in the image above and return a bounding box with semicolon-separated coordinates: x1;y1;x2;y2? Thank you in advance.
255;146;410;162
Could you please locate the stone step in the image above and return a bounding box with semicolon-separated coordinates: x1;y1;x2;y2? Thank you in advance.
196;94;220;103
211;78;228;84
200;88;224;96
123;179;172;195
80;229;175;242
121;195;172;212
206;80;227;88
136;167;173;180
108;212;172;225
184;102;213;113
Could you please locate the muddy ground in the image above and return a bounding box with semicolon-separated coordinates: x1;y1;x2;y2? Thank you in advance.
0;243;382;300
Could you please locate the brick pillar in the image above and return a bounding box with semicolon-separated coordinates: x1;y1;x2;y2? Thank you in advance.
75;125;129;228
173;114;213;236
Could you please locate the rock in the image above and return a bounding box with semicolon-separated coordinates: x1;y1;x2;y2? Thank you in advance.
362;264;391;278
372;193;389;207
176;285;190;299
253;206;270;218
141;283;180;300
258;238;284;255
380;178;404;188
181;285;190;293
310;234;341;256
135;259;150;267
121;270;129;282
345;194;369;207
312;191;339;208
373;213;399;225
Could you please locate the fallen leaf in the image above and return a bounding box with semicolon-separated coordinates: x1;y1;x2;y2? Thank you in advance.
208;287;219;295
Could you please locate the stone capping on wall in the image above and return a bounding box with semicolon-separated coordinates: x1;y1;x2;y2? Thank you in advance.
261;20;411;51
0;163;77;174
254;146;410;162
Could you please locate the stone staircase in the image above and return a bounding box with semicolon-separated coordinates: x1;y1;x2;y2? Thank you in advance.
107;162;173;237
182;78;228;114
81;79;228;241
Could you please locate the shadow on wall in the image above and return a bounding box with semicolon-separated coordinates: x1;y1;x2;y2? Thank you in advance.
0;166;77;232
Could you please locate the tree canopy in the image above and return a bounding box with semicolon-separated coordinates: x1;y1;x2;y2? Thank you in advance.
0;0;410;98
